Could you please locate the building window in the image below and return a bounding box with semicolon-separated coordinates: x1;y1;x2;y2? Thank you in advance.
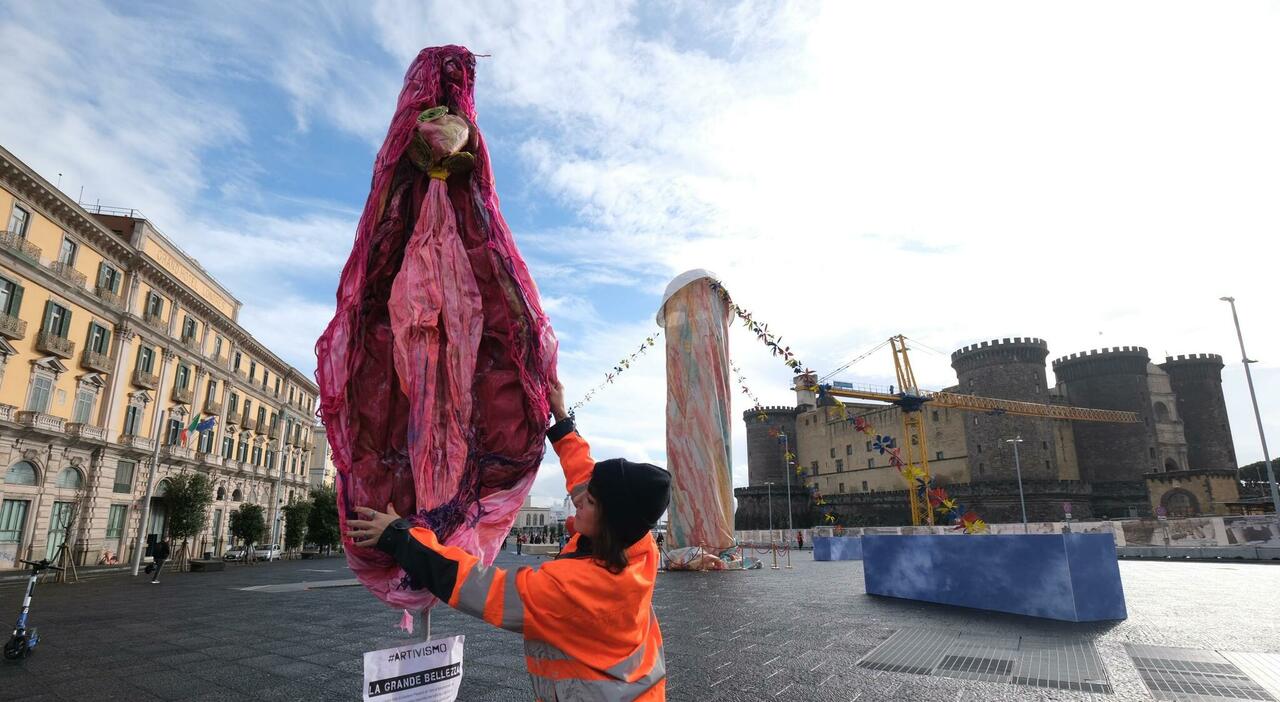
910;435;919;446
42;301;72;338
57;236;77;266
221;437;233;459
862;481;868;492
228;392;239;415
182;316;197;341
145;291;165;319
26;371;54;413
839;483;845;493
72;386;95;424
931;410;939;422
236;439;249;463
0;276;23;317
198;430;214;453
166;418;182;445
55;467;83;489
867;458;874;469
835;459;844;473
86;322;111;355
175;363;190;390
105;505;127;538
845;444;852;456
1149;447;1156;459
207;378;217;400
214;336;223;357
4;462;38;486
274;378;281;396
249;361;257;380
7;204;30;237
829;448;835;458
1042;441;1049;450
113;460;135;493
978;463;985;475
936;451;944;460
1045;460;1051;471
137;346;155;373
96;263;121;293
256;406;266;426
810;460;819;476
234;351;242;370
289;387;295;403
123;405;142;436
252;446;262;466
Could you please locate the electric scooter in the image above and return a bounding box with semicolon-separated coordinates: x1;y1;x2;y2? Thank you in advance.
4;559;61;660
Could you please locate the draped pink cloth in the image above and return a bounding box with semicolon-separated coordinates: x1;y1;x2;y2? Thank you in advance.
315;46;557;610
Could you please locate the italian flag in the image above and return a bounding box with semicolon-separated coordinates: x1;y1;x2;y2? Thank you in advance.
180;415;202;445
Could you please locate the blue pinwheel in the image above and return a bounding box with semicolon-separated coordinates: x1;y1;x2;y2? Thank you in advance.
872;435;897;454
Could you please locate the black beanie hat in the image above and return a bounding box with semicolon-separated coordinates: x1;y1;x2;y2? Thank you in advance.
588;458;671;547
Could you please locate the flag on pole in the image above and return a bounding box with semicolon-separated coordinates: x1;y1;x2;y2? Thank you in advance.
196;416;218;433
180;415;201;445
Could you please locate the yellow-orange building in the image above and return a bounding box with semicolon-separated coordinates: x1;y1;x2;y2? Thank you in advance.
0;144;319;568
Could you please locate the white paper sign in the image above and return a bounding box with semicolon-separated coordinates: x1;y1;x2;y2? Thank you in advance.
363;635;465;702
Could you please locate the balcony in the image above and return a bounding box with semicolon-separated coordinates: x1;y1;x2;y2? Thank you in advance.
0;314;27;341
14;411;65;433
161;444;195;463
65;423;107;442
48;261;87;289
224;409;239;428
118;433;156;453
172;383;193;404
142;311;167;334
35;331;75;359
0;230;41;263
132;367;159;389
0;404;13;422
81;347;114;374
94;284;125;311
268;424;280;440
241;415;259;433
179;334;202;356
204;397;223;415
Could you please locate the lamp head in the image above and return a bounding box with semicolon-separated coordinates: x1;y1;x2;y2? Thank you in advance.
1220;296;1234;302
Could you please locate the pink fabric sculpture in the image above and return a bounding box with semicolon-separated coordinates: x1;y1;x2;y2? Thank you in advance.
658;270;735;551
315;45;558;610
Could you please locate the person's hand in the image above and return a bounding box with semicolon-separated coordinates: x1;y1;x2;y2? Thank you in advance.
549;379;567;421
347;503;401;548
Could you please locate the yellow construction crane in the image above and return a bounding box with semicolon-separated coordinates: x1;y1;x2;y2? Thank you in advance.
805;335;1139;525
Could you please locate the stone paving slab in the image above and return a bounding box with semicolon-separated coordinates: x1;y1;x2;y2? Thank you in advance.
0;551;1277;700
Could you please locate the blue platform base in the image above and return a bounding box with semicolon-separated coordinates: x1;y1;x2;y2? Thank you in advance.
813;536;863;561
862;534;1127;622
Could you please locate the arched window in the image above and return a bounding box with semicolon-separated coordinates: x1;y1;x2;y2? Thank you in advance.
216;486;226;501
1165;491;1196;518
232;488;243;502
1164;458;1180;472
4;461;38;486
1153;402;1171;422
155;479;171;497
55;467;83;489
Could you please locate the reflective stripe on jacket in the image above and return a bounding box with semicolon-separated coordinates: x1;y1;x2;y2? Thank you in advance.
377;420;666;701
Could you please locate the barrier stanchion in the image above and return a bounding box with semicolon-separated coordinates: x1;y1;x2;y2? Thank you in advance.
771;536;779;570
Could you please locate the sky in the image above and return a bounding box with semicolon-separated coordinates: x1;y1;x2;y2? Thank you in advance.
1;0;1278;504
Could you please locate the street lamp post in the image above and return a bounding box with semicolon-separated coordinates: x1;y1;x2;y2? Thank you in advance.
780;432;794;569
1221;297;1280;514
1005;436;1028;533
765;482;778;569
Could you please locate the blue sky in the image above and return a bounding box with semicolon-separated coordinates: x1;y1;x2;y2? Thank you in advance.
2;1;1279;502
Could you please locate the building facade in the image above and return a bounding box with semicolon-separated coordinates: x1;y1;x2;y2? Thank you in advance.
0;144;319;568
738;337;1241;528
309;425;336;492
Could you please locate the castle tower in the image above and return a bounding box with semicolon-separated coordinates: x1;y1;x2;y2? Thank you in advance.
1051;347;1158;484
1160;354;1238;470
744;406;799;487
951;338;1058;481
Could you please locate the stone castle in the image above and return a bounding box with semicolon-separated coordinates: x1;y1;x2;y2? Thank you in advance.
736;338;1242;529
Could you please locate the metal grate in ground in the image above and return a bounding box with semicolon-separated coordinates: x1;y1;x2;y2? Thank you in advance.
856;628;1112;693
1126;644;1277;702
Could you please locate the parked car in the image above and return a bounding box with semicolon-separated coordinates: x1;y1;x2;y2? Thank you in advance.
253;544;282;561
223;546;249;561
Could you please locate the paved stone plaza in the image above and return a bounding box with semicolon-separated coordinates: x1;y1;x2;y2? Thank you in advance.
0;550;1278;701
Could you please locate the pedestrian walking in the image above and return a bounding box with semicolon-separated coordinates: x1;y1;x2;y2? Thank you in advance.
797;532;804;550
150;538;171;583
516;533;524;556
348;379;671;700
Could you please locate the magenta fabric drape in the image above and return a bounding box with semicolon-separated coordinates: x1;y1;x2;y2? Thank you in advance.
315;46;557;610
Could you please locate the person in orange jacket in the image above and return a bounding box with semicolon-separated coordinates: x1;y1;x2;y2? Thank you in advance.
347;381;671;701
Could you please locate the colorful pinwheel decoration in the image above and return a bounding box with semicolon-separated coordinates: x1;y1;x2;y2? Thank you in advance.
873;435;897;454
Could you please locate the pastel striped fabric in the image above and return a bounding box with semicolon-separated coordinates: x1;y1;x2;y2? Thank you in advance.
659;273;735;550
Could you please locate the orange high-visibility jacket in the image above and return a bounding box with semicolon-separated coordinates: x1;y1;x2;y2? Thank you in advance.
376;419;666;701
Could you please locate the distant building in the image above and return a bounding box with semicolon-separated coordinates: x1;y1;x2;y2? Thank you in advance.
0;144;318;567
309;425;336;492
737;338;1240;528
514;495;551;534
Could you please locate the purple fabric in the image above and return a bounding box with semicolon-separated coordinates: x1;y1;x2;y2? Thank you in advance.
315;46;557;610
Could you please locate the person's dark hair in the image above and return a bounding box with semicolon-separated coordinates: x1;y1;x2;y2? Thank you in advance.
586;485;629;575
